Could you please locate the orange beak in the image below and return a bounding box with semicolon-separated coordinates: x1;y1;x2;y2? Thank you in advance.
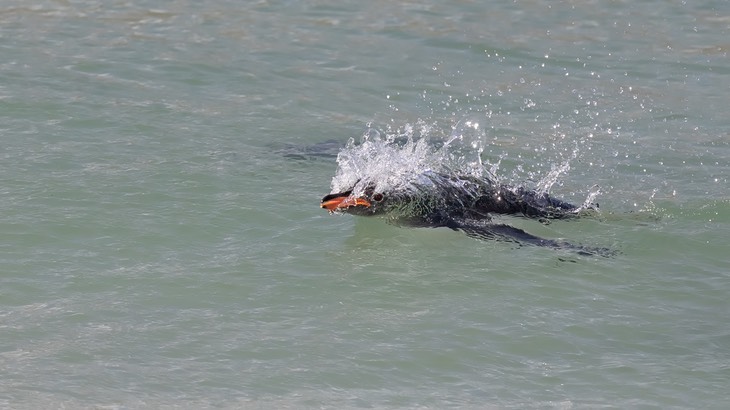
321;192;372;212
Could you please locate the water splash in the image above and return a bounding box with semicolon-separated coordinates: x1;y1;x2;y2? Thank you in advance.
330;121;441;197
443;116;487;178
579;184;602;212
534;160;570;195
533;142;581;195
331;119;487;197
329;118;599;210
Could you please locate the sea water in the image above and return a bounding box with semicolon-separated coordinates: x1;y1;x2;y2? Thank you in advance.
1;1;728;408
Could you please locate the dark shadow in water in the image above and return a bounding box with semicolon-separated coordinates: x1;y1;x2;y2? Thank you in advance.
274;139;344;161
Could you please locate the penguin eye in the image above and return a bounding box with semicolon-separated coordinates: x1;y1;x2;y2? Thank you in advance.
372;193;384;202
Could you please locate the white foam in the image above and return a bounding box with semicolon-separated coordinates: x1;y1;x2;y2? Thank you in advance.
330;119;488;198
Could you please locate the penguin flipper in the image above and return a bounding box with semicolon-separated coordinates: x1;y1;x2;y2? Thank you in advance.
391;215;614;257
450;219;616;257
